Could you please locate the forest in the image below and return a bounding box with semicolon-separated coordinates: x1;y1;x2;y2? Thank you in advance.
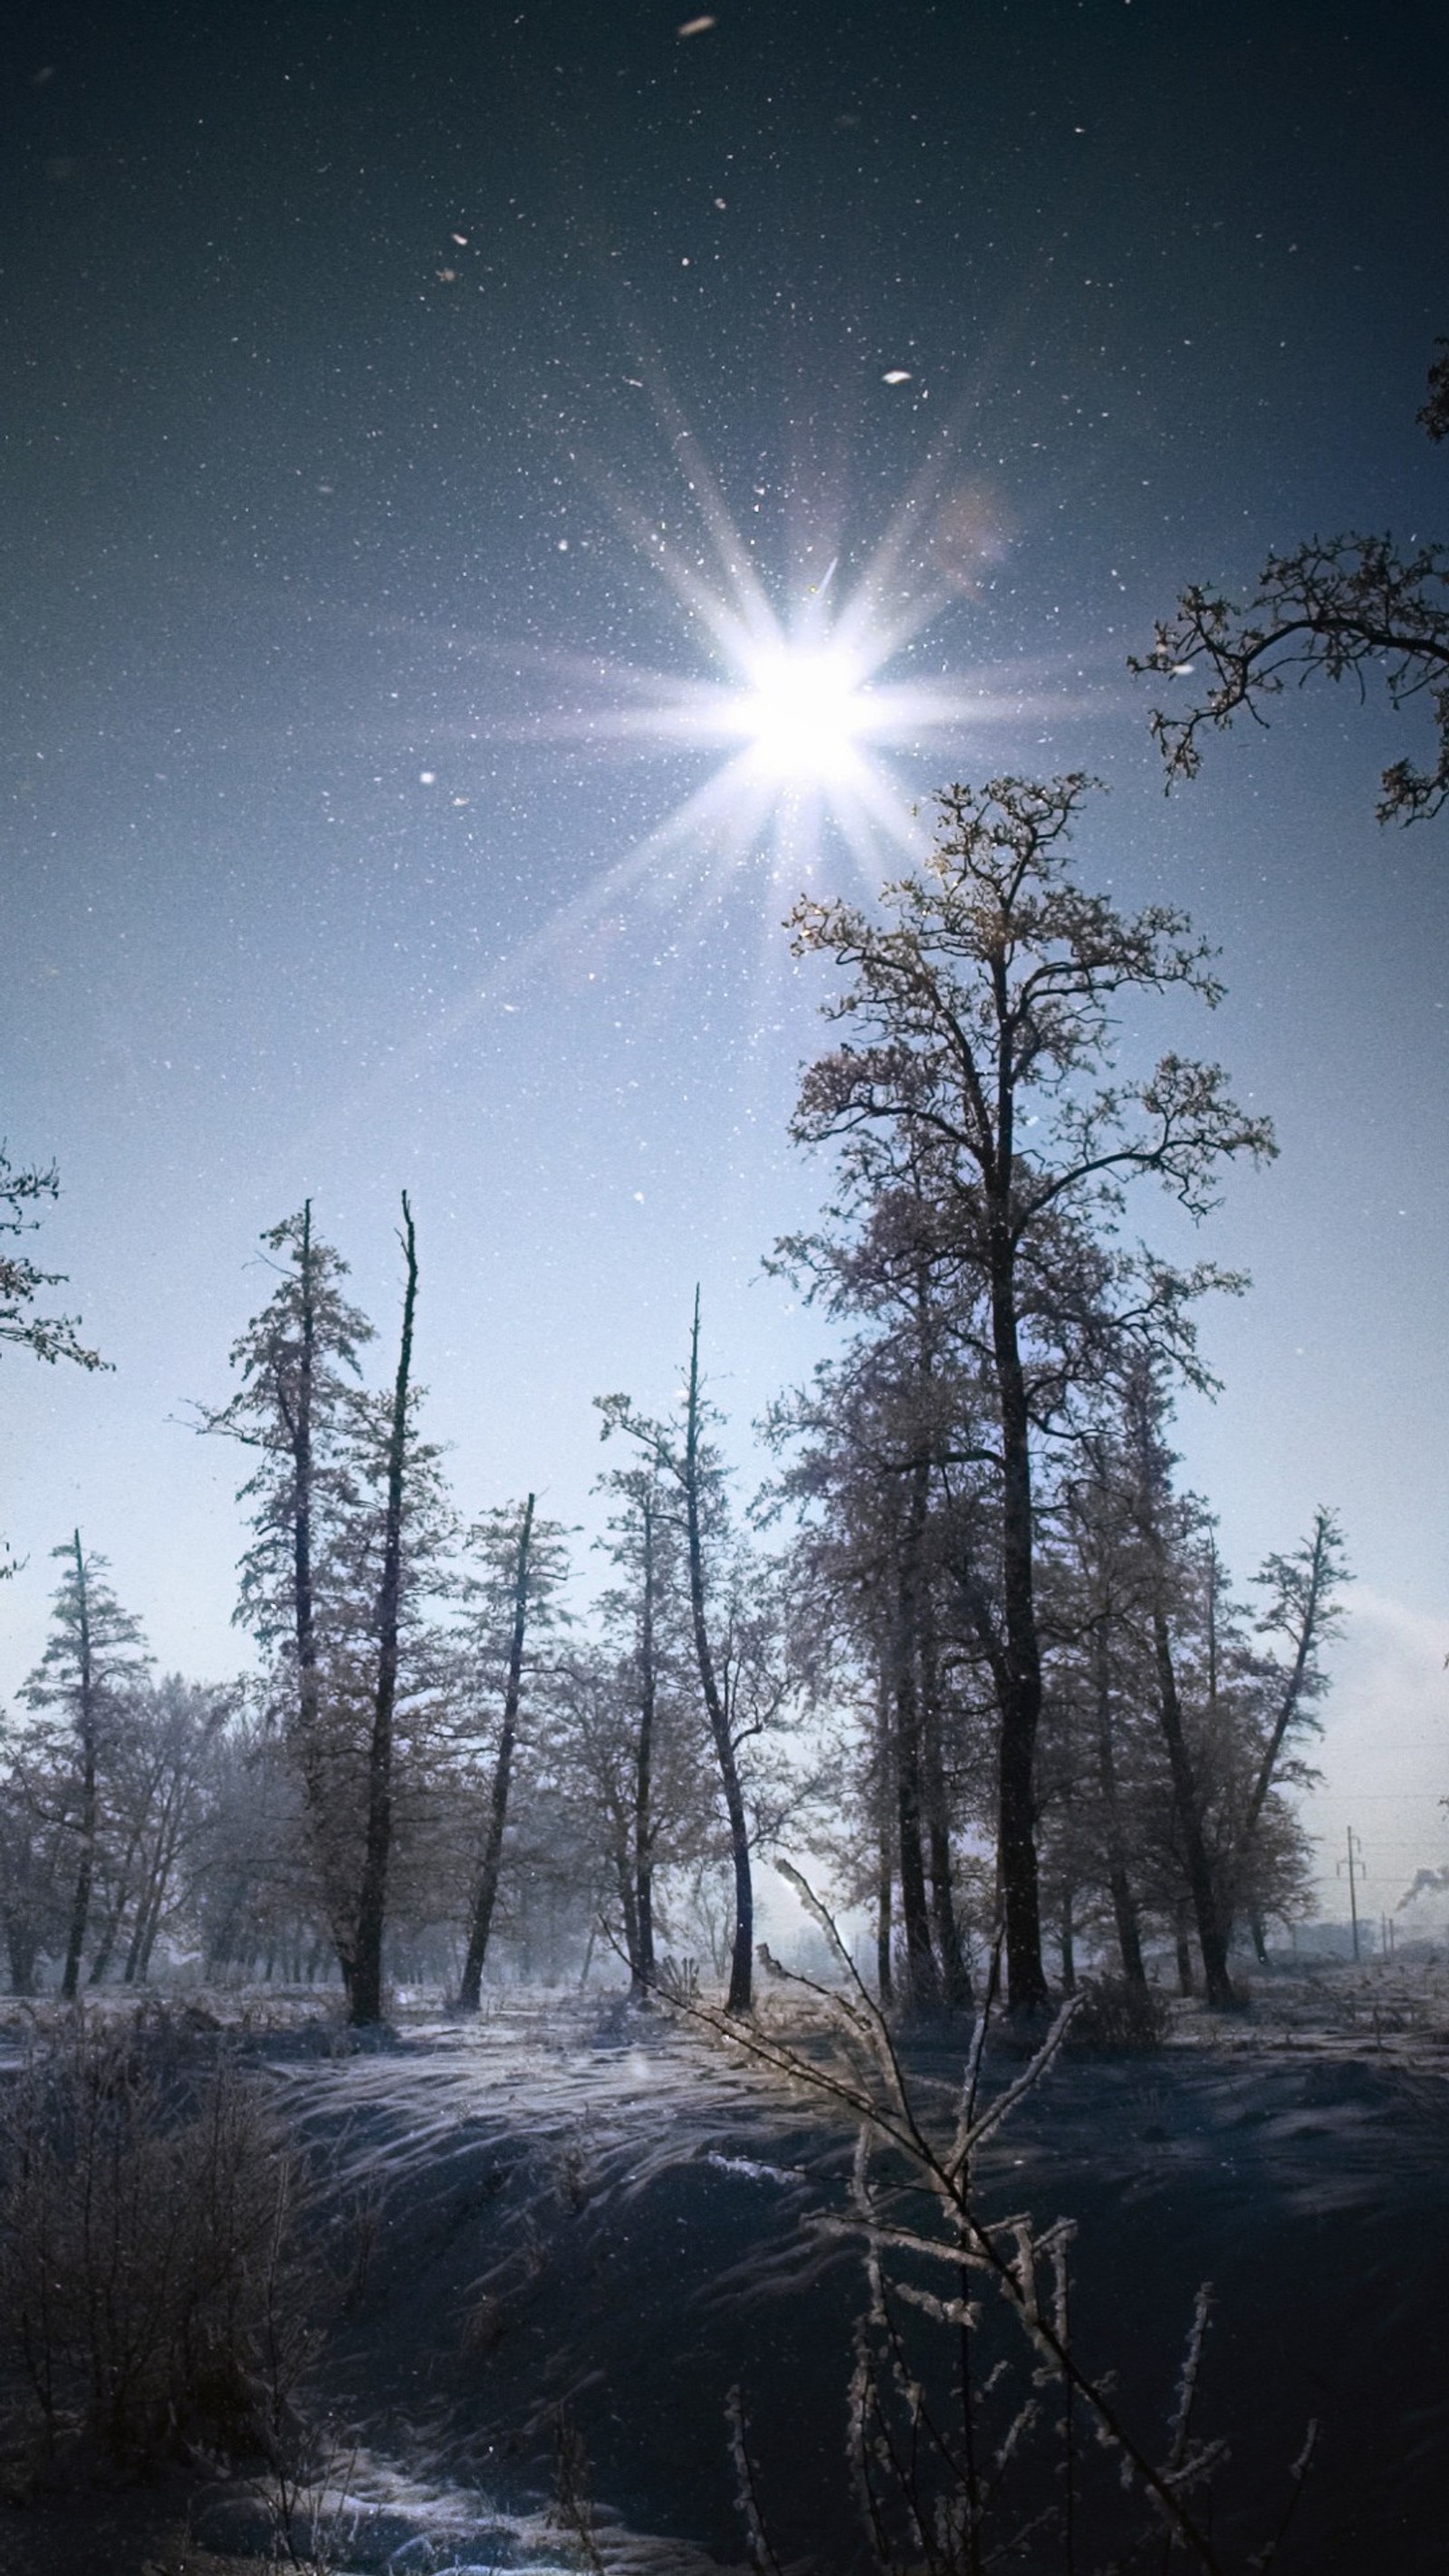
0;774;1351;2030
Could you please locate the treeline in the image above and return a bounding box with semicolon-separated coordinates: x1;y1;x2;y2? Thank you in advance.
0;778;1349;2018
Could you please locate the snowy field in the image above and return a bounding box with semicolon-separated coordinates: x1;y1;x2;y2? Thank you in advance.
2;1964;1448;2574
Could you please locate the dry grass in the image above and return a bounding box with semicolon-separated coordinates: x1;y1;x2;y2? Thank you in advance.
0;2007;319;2489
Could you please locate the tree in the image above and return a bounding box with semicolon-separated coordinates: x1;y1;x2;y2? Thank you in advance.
789;777;1274;2008
1119;1378;1239;2007
350;1195;419;2025
21;1535;150;1998
79;1675;231;1985
455;1495;573;2010
598;1295;761;2016
191;1703;327;1984
590;1465;686;1999
1135;339;1448;825
2;1145;107;1578
201;1204;373;1897
203;1204;454;2010
1231;1508;1349;1958
0;1733;70;1993
766;1177;988;2014
0;1148;106;1376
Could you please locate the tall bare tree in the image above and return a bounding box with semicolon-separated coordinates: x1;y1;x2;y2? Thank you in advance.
598;1295;760;2015
1230;1508;1349;1959
350;1196;419;2024
592;1466;683;1998
789;776;1274;2007
455;1495;572;2010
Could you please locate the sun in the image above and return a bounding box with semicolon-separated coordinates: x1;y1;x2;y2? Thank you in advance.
410;380;1069;1021
729;642;873;785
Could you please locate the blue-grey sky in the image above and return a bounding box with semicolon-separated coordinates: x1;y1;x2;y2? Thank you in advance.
3;0;1446;1920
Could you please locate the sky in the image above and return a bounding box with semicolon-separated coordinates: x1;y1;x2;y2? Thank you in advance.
2;0;1446;1927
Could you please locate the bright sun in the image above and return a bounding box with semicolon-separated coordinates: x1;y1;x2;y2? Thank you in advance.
447;384;1040;950
731;643;871;784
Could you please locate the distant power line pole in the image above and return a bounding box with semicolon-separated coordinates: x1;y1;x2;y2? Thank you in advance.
1338;1827;1365;1962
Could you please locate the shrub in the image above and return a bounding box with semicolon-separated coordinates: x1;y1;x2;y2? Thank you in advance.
1064;1973;1173;2055
0;2009;317;2483
680;1875;1315;2575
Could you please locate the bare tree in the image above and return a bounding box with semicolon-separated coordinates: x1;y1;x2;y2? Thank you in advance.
82;1677;232;1985
765;1199;989;2016
789;777;1273;2008
1136;337;1449;825
591;1466;689;1998
455;1495;573;2009
350;1195;419;2025
598;1294;760;2015
1230;1508;1349;1959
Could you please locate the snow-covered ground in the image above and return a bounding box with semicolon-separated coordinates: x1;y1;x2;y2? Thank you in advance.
4;1968;1448;2573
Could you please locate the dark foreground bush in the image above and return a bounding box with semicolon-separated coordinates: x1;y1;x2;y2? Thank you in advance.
685;1883;1317;2575
0;2009;317;2485
1064;1973;1173;2054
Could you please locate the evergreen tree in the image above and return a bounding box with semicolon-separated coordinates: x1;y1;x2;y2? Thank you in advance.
21;1534;150;1998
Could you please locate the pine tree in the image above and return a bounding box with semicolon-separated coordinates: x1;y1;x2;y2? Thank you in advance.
203;1205;454;2012
21;1535;150;1998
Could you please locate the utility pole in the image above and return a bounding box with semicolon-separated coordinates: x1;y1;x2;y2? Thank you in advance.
1338;1827;1364;1963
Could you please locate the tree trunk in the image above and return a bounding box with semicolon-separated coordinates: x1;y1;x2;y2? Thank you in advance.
5;1917;40;1997
615;1841;640;1984
86;1887;128;1986
683;1293;754;2017
875;1677;895;2006
1059;1889;1077;1994
892;1466;940;2013
127;1776;187;1983
1151;1604;1235;2007
350;1197;418;2025
918;1554;972;2009
631;1503;657;2000
286;1203;344;1982
61;1531;97;2003
1092;1624;1147;1987
458;1494;535;2013
989;1259;1049;2013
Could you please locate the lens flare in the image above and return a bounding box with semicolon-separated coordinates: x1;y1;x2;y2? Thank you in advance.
731;644;871;783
